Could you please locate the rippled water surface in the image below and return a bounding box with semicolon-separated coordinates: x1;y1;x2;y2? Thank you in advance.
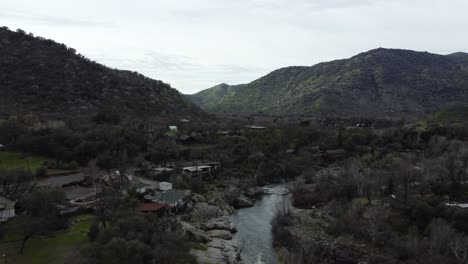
230;185;289;264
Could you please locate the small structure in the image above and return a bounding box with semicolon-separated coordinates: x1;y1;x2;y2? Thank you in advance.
159;182;173;191
153;167;174;174
139;202;169;216
0;144;4;151
322;149;347;159
147;189;191;210
168;126;178;131
180;119;190;123
0;196;15;223
183;165;213;177
182;162;221;179
128;176;158;194
178;134;195;144
245;125;267;130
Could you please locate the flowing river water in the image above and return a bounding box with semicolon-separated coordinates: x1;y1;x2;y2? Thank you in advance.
230;184;290;264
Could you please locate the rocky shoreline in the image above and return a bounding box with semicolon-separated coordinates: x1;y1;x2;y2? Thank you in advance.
181;188;262;264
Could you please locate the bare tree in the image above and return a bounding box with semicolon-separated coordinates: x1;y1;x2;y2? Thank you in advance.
450;235;468;264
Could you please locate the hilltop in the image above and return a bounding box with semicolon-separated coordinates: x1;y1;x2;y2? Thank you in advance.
0;27;202;118
189;48;468;118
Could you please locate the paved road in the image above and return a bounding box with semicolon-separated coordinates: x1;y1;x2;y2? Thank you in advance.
63;185;102;200
37;171;107;187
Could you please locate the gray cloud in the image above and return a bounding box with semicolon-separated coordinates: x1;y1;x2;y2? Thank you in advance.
0;0;467;93
92;51;269;94
0;10;114;27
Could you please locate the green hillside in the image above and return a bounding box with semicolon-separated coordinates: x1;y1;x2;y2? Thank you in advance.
186;83;245;111
422;104;468;127
189;48;468;118
0;27;202;118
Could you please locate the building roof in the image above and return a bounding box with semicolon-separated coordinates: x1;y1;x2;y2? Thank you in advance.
139;203;167;212
179;135;193;141
183;165;212;172
168;126;178;131
152;189;190;205
153;167;173;172
135;176;158;186
0;196;15;210
246;125;267;130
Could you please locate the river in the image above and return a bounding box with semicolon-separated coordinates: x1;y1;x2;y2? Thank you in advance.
230;184;290;264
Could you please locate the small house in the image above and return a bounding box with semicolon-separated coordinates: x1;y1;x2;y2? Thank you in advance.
0;196;15;223
245;125;267;130
183;165;213;177
148;189;191;211
168;126;178;131
139;202;169;216
159;182;173;191
178;134;195;144
128;176;158;194
153;167;174;174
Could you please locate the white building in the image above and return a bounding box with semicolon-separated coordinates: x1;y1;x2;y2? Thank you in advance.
159;182;173;191
0;196;15;223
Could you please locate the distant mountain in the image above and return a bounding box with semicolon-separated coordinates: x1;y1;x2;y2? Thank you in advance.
190;48;468;118
187;83;245;111
0;27;202;118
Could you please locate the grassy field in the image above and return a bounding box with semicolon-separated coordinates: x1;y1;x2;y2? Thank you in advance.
0;151;49;172
0;214;93;264
0;151;74;175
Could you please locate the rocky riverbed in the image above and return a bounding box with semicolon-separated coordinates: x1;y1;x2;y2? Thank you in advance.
181;192;250;264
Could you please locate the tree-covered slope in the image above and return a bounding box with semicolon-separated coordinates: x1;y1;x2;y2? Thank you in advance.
186;83;245;111
421;103;468;127
192;48;468;118
0;27;202;117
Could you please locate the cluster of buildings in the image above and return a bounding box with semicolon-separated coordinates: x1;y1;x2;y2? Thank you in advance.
128;161;221;216
124;173;190;216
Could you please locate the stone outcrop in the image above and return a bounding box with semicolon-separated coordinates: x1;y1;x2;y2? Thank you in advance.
204;216;237;233
234;196;254;208
191;238;243;264
207;229;233;240
181;221;212;243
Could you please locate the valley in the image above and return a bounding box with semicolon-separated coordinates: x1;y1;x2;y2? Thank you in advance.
1;25;468;264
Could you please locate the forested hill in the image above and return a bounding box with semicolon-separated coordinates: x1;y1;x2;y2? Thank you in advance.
190;48;468;118
186;83;245;111
0;27;202;118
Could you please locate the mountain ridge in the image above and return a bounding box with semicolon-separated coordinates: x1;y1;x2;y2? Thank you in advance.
188;48;468;118
0;27;203;118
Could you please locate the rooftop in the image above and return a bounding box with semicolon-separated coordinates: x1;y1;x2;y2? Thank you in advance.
0;195;15;210
152;189;190;204
139;203;167;212
183;165;212;172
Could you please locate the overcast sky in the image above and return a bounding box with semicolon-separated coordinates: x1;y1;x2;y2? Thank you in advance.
1;0;467;94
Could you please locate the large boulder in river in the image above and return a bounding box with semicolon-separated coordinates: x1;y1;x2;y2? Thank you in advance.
204;216;237;233
234;197;254;208
245;187;264;198
207;230;233;240
181;222;212;243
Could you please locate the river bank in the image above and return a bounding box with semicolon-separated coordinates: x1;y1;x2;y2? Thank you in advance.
182;183;290;264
